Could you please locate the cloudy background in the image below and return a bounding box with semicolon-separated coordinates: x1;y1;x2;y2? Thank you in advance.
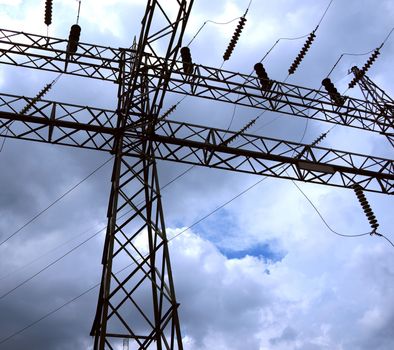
0;0;393;349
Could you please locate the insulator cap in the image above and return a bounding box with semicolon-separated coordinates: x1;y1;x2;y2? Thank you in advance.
180;47;191;61
45;0;53;26
180;46;193;74
254;63;272;91
67;24;81;54
322;78;344;106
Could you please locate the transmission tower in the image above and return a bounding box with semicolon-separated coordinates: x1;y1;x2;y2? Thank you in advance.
0;1;393;349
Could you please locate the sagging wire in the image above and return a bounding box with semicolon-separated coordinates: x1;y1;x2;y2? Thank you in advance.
289;158;393;247
288;177;371;238
186;17;241;48
287;116;392;245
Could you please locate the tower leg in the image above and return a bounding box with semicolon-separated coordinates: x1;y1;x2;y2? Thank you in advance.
91;145;183;349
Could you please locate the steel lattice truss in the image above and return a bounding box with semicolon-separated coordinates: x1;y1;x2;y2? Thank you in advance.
351;67;394;146
1;28;393;136
0;1;393;349
0;94;393;194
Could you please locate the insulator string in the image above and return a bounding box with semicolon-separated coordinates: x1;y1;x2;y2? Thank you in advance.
288;30;316;75
348;48;381;88
222;16;247;61
0;73;62;153
352;184;380;232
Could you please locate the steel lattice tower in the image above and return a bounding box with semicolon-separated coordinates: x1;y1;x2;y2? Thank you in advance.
0;1;393;349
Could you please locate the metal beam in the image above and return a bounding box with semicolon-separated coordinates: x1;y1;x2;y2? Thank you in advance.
1;101;393;195
0;28;392;136
90;1;194;349
352;66;394;147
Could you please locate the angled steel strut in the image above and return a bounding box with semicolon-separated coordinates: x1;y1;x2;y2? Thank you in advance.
0;1;393;349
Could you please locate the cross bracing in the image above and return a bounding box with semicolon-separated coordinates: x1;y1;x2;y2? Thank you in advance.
0;0;393;349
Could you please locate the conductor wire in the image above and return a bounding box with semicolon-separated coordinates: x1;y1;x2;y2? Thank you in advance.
76;0;82;24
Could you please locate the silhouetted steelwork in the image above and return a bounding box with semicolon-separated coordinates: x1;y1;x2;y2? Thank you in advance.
0;2;394;349
0;28;393;136
351;66;394;147
1;95;393;194
89;1;194;349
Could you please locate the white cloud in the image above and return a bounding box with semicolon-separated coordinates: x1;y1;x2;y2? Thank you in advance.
0;0;22;5
0;0;393;349
165;223;394;350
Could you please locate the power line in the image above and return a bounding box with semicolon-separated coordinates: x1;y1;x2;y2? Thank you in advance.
258;0;335;64
0;224;101;282
245;0;254;14
0;283;98;346
0;177;269;345
325;25;394;87
288;175;370;238
381;26;394;45
186;0;337;139
0;228;102;300
186;17;241;48
377;233;394;248
317;0;335;27
76;0;82;24
0;162;196;286
0;163;197;298
0;156;113;247
1;164;387;345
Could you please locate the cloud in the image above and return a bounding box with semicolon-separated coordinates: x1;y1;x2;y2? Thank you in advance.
0;0;393;349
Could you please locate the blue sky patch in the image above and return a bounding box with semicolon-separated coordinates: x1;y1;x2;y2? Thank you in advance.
219;242;285;262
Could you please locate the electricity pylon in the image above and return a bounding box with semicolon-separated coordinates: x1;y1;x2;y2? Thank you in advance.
0;1;393;348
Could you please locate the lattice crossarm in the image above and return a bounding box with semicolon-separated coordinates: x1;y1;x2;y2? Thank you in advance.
1;28;392;136
0;93;117;150
0;28;123;81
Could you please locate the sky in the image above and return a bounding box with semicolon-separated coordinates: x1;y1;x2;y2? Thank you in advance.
0;0;393;349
